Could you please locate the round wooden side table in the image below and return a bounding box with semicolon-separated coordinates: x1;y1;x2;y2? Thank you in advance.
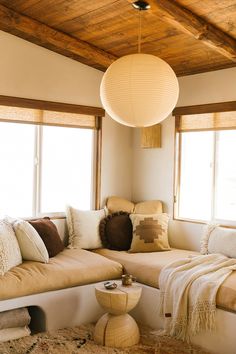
94;280;142;348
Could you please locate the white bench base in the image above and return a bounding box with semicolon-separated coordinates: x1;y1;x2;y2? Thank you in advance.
1;282;236;354
0;283;104;332
131;283;236;354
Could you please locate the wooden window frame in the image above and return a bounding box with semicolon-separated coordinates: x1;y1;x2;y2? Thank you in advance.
173;101;236;228
0;95;105;117
173;101;236;116
0;95;105;213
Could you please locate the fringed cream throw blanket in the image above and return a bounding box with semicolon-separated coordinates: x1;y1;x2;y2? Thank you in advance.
159;254;236;341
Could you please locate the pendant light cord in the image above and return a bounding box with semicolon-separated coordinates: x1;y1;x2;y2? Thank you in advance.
133;1;150;54
138;9;142;53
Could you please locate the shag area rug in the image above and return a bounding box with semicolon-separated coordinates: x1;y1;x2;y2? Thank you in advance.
0;324;211;354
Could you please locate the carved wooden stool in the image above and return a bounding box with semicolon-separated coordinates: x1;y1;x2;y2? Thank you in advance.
94;281;142;348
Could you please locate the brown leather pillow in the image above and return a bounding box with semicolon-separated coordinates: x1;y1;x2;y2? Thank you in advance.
29;217;64;257
99;212;133;251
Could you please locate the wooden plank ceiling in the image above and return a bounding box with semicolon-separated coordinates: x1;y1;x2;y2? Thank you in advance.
0;0;235;76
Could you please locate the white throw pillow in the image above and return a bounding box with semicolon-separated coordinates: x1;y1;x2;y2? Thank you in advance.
0;220;22;275
66;206;107;249
201;224;236;258
13;220;49;263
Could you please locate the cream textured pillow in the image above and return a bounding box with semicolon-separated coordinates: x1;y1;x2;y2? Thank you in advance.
13;220;49;263
106;196;135;214
134;200;163;214
129;213;170;253
0;220;22;275
66;206;107;249
201;224;236;258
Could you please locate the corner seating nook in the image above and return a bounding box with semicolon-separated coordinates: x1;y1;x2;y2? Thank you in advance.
0;197;236;354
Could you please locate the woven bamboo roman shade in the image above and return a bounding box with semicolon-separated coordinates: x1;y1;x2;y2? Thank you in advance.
0;106;97;129
0;95;105;129
176;111;236;132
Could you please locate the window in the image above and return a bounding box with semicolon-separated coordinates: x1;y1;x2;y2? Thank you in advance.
215;130;236;221
0;123;95;217
40;126;94;213
0;98;103;218
0;122;35;217
174;108;236;225
178;131;214;221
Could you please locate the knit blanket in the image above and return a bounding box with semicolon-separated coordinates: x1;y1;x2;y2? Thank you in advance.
159;253;236;341
0;308;31;330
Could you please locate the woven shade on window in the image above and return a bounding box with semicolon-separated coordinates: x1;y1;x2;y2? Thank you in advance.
176;111;236;132
0;106;96;129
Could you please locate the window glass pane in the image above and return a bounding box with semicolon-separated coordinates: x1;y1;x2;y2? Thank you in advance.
41;126;94;213
215;130;236;221
0;122;35;217
178;131;214;221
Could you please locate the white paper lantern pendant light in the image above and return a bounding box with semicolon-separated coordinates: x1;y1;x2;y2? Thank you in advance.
100;1;179;127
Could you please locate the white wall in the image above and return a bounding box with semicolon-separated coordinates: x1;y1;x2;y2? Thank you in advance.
0;31;102;106
0;30;132;205
132;67;236;251
101;116;132;206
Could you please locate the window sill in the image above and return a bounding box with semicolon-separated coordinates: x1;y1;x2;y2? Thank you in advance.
173;216;236;229
19;212;66;221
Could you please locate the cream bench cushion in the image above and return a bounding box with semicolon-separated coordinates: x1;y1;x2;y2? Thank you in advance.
94;248;236;313
0;248;123;301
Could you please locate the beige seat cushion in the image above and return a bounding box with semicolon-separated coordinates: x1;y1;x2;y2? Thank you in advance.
94;248;236;313
0;249;123;300
217;274;236;312
94;248;196;288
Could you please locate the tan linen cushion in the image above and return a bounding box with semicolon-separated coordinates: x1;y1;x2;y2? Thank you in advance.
107;197;135;214
134;200;163;214
0;249;123;300
106;197;163;215
94;248;236;313
129;213;170;253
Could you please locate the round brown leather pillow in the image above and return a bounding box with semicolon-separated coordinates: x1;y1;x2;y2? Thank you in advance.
99;212;133;251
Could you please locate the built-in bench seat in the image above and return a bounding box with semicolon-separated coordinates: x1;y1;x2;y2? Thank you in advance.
1;195;236;354
0;248;122;301
94;248;236;313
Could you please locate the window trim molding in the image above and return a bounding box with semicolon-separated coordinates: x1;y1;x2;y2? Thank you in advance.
0;95;103;212
173;217;236;230
173;121;181;220
94;116;102;210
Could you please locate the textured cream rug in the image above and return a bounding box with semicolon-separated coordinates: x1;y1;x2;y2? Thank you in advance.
0;324;211;354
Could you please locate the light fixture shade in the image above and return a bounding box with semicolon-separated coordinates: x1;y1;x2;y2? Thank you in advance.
100;53;179;127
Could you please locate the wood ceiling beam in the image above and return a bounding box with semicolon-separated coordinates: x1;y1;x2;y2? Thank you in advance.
0;4;117;71
146;0;236;62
